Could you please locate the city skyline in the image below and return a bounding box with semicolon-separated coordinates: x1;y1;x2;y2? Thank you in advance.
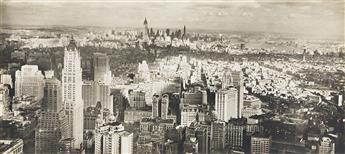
1;0;344;39
0;1;344;153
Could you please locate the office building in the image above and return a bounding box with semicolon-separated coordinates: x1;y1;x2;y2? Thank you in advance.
195;127;209;154
151;94;171;119
231;71;244;116
139;118;175;137
242;107;263;118
82;81;113;114
228;118;247;150
243;95;261;109
160;140;179;154
221;69;243;118
138;60;150;82
180;90;206;105
181;104;207;126
93;52;112;85
152;94;160;118
15;65;44;100
0;139;24;154
250;135;271;154
183;136;199;153
95;123;133;154
124;109;151;123
41;75;61;112
128;90;146;109
60;39;84;150
35;75;61;153
161;94;169;119
82;80;98;109
0;84;9;116
211;121;226;151
111;89;124;122
0;74;13;88
215;87;239;121
98;83;113;114
318;137;335;154
84;106;102;131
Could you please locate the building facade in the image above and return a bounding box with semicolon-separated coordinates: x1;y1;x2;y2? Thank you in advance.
95;123;133;154
128;90;146;109
161;94;169;119
250;136;271;154
211;121;226;151
152;94;160;118
35;76;62;153
93;52;112;85
215;87;239;121
15;65;44;100
0;139;24;154
0;84;9;116
60;39;84;150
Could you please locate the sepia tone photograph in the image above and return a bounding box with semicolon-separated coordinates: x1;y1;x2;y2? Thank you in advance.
0;0;344;153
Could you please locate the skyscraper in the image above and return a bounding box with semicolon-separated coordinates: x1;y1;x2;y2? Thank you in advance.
128;90;146;109
195;127;209;154
215;87;239;121
35;73;61;153
152;94;160;118
217;69;243;121
231;71;244;115
98;83;113;113
15;65;44;100
228;118;247;151
211;121;226;152
0;84;9;116
111;89;124;122
250;135;271;154
93;52;112;85
95;123;133;154
143;17;150;43
144;17;148;34
138;60;150;82
161;94;169;119
60;39;84;150
82;80;98;109
82;81;113;114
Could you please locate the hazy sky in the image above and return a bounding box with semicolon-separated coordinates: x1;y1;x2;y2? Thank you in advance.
1;0;344;38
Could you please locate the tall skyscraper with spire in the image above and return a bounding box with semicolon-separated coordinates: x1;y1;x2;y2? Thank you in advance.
143;17;150;42
59;38;84;151
144;17;149;34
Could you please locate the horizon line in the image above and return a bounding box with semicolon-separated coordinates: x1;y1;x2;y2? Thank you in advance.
1;23;344;39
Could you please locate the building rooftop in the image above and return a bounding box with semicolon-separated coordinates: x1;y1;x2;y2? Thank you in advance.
0;139;23;153
66;38;77;51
